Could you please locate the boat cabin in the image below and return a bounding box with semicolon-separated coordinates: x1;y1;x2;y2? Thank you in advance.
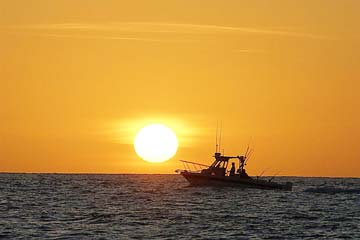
200;152;249;178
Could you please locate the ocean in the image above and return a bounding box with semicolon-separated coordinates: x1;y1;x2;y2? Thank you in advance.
1;174;359;239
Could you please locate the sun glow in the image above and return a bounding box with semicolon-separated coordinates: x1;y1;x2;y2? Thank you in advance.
134;124;178;163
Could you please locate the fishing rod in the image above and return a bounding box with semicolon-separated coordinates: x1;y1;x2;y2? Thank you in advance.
269;171;281;182
257;167;270;179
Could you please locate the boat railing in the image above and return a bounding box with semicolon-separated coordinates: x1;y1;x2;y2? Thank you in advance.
179;160;210;173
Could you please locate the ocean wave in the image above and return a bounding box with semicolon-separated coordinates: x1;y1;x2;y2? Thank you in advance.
304;187;360;194
1;174;360;239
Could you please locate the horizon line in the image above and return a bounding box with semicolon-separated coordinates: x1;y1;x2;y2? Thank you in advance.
0;172;358;178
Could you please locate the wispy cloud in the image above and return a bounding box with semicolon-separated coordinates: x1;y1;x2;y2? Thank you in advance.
132;22;331;40
233;49;265;54
0;29;190;43
23;33;185;43
1;22;332;40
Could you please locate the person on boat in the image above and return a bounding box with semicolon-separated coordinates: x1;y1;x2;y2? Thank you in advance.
229;162;236;176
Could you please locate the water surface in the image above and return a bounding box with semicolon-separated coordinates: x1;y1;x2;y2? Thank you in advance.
1;174;359;239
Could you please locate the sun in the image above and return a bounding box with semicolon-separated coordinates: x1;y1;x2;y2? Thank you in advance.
134;124;178;163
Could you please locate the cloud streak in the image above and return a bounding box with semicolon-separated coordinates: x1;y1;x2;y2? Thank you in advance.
24;33;185;43
1;22;332;40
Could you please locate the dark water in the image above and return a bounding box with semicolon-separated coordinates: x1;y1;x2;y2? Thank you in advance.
1;174;359;239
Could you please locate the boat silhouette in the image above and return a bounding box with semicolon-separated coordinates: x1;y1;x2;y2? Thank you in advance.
176;126;293;191
176;152;293;191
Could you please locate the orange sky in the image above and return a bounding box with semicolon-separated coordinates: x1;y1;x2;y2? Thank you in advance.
1;1;359;176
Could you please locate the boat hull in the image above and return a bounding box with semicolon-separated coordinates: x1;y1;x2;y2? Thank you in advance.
180;171;292;191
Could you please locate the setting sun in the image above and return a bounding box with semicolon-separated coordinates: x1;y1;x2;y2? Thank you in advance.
134;124;178;163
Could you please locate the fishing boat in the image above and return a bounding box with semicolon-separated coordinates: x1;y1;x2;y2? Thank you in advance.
176;128;293;191
176;152;292;191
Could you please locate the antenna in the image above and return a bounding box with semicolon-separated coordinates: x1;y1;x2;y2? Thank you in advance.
215;121;218;152
218;121;222;153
